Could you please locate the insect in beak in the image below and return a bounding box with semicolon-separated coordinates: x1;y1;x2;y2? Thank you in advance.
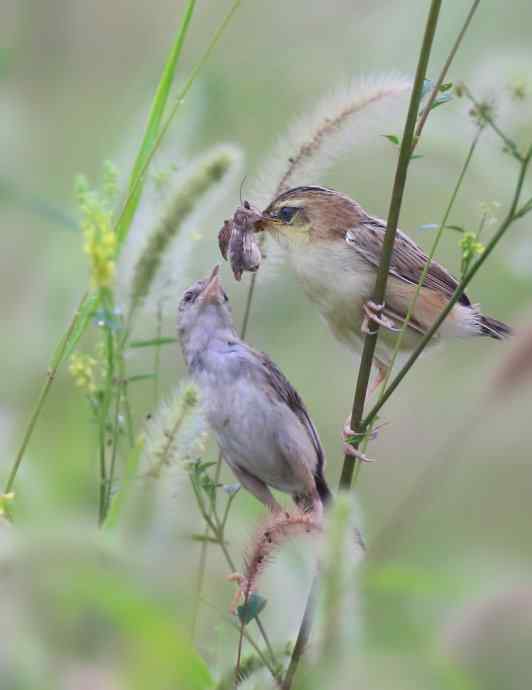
200;265;223;304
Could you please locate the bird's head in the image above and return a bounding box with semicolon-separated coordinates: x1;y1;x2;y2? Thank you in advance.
258;186;362;247
177;265;236;359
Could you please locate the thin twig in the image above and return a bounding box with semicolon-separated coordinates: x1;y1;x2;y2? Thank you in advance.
189;473;277;669
355;129;482;466
200;597;281;684
4;293;88;495
339;0;443;491
462;84;524;161
356;149;532;560
413;0;481;149
153;302;163;404
105;375;123;519
381;130;482;399
362;144;532;434
281;3;444;688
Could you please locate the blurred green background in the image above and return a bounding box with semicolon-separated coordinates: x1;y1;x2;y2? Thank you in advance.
2;1;532;689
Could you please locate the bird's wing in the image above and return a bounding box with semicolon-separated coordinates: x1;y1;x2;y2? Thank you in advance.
253;350;325;472
349;215;470;304
346;215;470;332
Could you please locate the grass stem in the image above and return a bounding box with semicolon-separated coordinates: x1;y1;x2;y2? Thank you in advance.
339;0;443;491
4;293;88;495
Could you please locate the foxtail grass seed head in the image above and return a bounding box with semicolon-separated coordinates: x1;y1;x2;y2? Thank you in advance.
250;74;412;209
247;74;411;282
230;509;322;611
124;145;242;314
142;382;205;479
319;494;364;660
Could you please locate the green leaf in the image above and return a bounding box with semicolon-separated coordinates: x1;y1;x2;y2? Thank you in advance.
237;593;267;625
103;445;142;530
115;0;197;248
127;373;157;383
129;336;177;349
430;92;453;111
439;81;453;92
418;223;465;234
190;533;223;544
383;134;400;145
195;461;218;474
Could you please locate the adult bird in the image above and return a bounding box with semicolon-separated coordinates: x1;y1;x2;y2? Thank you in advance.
257;185;511;397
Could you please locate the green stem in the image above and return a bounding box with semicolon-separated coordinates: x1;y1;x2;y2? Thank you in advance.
104;375;123;519
201;597;281;685
381;130;482;398
413;0;480;149
463;84;523;161
282;4;444;688
97;411;108;527
153;303;163;404
97;311;116;524
357;130;482;472
4;293;88;495
339;0;443;492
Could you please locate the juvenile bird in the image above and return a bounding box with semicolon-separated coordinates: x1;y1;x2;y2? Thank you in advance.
257;185;511;391
177;265;331;518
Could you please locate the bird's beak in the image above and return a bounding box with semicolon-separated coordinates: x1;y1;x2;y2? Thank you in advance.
253;212;274;233
200;265;223;304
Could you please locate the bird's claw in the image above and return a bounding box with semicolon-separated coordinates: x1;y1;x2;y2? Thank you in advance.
362;300;400;334
342;442;375;463
343;417;385;443
342;416;387;463
227;572;248;613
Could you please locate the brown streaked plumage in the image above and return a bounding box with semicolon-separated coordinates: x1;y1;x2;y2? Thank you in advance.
257;185;512;389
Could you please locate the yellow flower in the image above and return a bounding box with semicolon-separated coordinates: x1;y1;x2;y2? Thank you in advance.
76;173;118;290
69;353;98;394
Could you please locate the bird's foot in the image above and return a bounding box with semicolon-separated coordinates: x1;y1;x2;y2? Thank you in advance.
342;416;387;463
343;442;375;462
227;572;248;613
361;300;400;334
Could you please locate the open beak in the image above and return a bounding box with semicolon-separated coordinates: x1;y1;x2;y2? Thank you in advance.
200;265;224;304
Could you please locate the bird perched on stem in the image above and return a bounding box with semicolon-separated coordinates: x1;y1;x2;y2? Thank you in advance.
256;185;511;381
177;265;331;519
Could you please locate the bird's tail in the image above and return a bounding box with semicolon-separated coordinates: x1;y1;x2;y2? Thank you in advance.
480;314;512;340
314;468;333;507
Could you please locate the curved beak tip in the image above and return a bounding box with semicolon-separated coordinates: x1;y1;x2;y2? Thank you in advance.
201;265;223;303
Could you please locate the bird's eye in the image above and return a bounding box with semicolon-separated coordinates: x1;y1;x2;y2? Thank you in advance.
183;291;195;303
278;206;298;223
222;290;229;303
